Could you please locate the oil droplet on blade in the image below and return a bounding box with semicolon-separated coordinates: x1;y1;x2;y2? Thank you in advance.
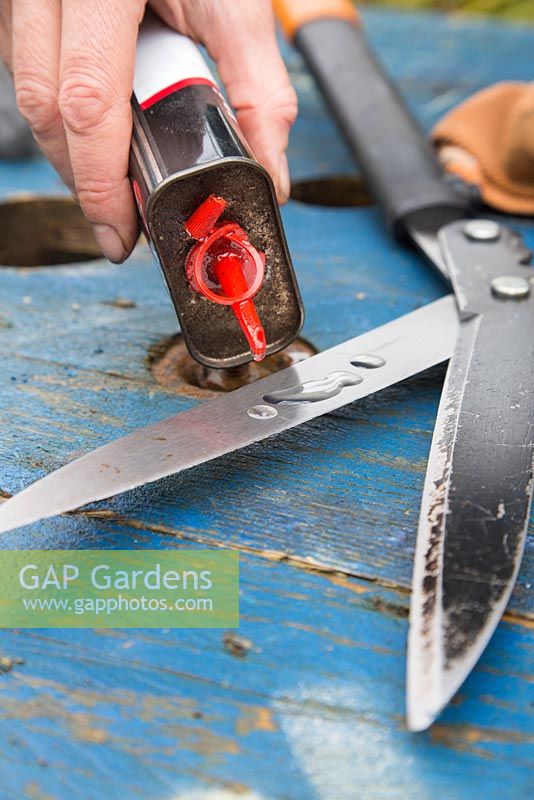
247;404;278;419
264;371;363;404
351;354;386;368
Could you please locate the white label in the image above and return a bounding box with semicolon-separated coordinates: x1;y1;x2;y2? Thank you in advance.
134;12;215;107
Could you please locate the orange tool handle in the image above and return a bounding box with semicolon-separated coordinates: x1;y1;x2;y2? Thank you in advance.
273;0;359;40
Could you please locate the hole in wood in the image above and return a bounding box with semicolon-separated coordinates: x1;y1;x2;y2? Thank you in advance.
0;196;102;266
290;174;373;207
148;334;318;393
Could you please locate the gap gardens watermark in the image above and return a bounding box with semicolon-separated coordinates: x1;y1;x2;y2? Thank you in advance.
0;550;239;628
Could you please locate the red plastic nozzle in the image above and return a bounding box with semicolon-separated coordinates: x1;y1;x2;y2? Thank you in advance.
233;299;267;362
214;253;267;362
184;199;267;362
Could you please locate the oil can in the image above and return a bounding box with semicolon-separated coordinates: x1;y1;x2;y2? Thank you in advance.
129;12;303;368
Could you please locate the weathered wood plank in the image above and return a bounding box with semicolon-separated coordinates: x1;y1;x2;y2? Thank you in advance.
0;546;532;800
0;8;532;799
0;210;532;613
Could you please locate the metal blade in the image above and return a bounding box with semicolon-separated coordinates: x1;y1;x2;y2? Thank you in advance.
0;296;459;535
407;221;534;731
404;207;467;282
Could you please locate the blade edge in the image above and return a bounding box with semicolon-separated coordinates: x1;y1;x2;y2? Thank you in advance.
407;316;480;731
0;297;459;535
408;295;534;730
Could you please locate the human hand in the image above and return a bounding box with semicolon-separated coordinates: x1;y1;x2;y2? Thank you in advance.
0;1;297;262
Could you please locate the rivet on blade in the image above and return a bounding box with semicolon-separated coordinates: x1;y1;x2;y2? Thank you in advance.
463;220;501;242
491;275;530;299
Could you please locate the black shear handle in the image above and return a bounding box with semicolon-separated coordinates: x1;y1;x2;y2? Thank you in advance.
275;3;469;234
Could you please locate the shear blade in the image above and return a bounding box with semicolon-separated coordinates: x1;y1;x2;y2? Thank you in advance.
407;222;534;731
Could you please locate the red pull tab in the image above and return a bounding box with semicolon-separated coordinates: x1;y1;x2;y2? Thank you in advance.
185;195;226;240
184;198;267;362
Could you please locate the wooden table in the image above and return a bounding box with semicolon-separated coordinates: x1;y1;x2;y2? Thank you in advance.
0;9;532;799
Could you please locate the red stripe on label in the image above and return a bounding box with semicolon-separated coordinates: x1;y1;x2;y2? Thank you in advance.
140;77;217;110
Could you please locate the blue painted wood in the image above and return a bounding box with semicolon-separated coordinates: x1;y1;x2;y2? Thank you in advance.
0;9;532;800
286;9;534;181
0;548;532;800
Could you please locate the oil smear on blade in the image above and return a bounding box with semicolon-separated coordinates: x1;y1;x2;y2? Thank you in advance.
129;10;303;369
263;355;386;403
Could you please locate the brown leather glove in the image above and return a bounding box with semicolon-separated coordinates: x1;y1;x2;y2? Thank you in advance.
433;82;534;216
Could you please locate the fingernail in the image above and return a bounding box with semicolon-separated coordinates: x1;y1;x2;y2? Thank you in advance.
93;224;127;263
278;152;291;204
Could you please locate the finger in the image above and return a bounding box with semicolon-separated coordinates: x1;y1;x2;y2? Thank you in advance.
200;0;297;203
12;0;74;190
0;0;13;70
59;0;145;262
